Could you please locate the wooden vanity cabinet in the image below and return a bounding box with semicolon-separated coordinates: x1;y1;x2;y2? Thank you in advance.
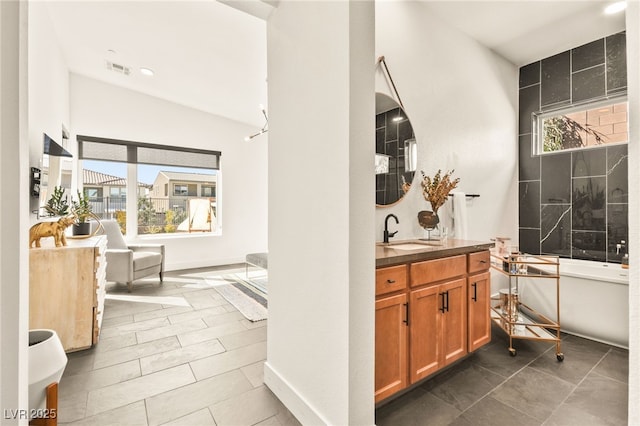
375;249;492;403
409;256;467;383
467;251;491;351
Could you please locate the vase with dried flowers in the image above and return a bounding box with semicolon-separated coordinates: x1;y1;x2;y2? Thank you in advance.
418;169;460;234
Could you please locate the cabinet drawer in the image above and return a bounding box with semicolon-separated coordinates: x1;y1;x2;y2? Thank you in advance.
468;250;490;274
376;265;407;296
410;255;466;287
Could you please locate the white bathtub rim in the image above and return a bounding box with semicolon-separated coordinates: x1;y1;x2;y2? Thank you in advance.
559;259;629;286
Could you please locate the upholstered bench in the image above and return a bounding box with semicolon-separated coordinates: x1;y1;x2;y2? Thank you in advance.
245;252;268;275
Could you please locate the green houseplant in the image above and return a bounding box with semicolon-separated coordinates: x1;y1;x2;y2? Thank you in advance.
71;190;93;235
42;186;70;217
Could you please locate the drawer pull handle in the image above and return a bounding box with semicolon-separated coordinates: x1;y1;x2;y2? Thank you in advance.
386;279;396;284
439;292;446;313
479;260;487;264
472;282;478;301
403;302;409;325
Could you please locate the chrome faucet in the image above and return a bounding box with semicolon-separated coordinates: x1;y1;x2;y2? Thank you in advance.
384;214;399;243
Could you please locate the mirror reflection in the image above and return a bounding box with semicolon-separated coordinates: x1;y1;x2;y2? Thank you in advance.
376;93;417;206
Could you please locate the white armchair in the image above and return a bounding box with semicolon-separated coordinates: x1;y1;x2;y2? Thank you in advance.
101;220;165;292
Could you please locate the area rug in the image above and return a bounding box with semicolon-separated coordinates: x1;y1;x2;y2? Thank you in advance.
205;273;268;322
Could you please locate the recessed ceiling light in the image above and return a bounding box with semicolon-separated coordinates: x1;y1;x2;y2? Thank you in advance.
140;67;154;77
604;1;626;14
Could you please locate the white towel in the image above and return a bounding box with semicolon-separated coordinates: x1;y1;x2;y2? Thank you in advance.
450;191;468;239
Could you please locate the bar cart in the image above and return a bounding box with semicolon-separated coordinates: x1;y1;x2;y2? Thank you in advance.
490;252;564;361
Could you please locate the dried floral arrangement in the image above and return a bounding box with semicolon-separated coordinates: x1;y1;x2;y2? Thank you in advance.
420;169;460;213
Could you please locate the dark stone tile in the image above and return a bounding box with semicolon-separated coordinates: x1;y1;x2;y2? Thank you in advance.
607;144;628;203
384;108;400;142
571;230;606;261
376;111;384;129
572;39;605;71
541;204;571;256
385;140;398;159
607;203;628;262
519;181;540;228
541;51;571;107
376;191;385;206
473;325;554;378
458;396;540;426
572;176;606;231
420;357;505;411
398;120;414;147
520;62;540;88
572;65;606;103
606;32;627;93
375;389;460;426
519;228;540;255
545;402;619;426
572;147;606;177
541;153;571;203
376;128;385;153
519;84;540;135
519;134;540;181
560;372;628;425
529;334;609;385
491;366;574;421
594;347;629;383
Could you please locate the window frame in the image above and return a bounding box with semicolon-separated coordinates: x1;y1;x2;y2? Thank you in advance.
532;95;628;156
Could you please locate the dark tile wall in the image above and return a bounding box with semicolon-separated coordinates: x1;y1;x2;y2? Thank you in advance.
376;107;415;205
518;31;628;263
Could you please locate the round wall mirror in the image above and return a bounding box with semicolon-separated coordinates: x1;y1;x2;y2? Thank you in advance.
375;93;417;206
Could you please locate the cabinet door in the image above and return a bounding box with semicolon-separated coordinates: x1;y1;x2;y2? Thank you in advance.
468;271;491;352
440;278;468;367
409;285;440;383
375;293;408;402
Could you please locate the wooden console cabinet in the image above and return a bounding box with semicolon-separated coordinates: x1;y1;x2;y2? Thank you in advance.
375;249;491;403
29;235;107;352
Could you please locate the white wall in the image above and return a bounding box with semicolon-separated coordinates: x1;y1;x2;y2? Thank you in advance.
626;2;639;423
374;2;518;245
27;2;71;221
1;0;30;419
265;1;375;424
70;74;268;270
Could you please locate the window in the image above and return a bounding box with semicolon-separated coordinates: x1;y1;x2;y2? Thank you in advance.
85;188;102;200
201;185;215;197
78;135;221;236
533;98;628;155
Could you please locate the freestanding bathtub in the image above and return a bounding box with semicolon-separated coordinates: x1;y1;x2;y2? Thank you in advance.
515;258;629;348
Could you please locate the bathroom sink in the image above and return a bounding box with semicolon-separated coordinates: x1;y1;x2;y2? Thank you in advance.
379;241;441;250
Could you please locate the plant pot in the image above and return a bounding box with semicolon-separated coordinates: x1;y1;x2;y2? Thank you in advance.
72;222;91;236
28;329;67;414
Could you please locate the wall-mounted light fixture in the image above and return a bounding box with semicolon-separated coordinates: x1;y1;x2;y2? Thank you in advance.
244;104;268;141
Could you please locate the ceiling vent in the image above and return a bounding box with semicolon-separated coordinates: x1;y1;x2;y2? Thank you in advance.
105;60;131;76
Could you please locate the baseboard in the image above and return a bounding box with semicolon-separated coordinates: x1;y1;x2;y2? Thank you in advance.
264;361;328;426
165;257;245;272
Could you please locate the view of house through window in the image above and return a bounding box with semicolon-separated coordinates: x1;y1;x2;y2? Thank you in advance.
535;99;628;154
83;160;218;235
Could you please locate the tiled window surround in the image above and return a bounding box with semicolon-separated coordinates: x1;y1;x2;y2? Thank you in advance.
518;32;628;262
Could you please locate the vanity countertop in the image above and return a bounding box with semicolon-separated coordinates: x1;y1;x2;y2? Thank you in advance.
376;238;494;268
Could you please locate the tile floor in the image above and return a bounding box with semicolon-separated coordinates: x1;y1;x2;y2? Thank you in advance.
58;264;629;425
376;323;629;426
58;265;300;426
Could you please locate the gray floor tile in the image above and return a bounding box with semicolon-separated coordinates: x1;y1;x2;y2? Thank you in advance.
558;372;628;425
146;370;253;426
99;316;170;340
202;310;247;327
133;305;194;322
93;336;181;370
85;364;195;417
376;389;461;426
94;332;138;353
57;389;88;423
189;341;267;381
167;305;229;324
219;325;267;351
160;408;216;425
422;357;506;411
241;361;266;388
139;338;225;375
210;385;282;426
60;359;141;395
593;347;629;383
100;314;134;328
544;402;617;426
177;321;247;347
490;366;574;421
136;318;207;344
61;400;148;426
457;395;540;426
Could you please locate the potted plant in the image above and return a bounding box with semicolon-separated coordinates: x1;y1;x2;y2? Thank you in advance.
42;186;70;217
71;190;93;235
